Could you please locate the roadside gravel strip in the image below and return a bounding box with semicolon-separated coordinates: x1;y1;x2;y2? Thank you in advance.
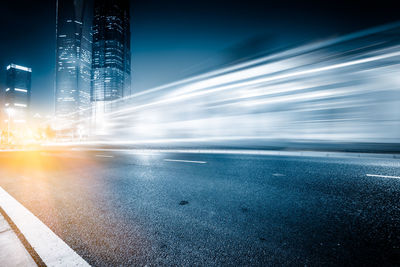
0;186;89;267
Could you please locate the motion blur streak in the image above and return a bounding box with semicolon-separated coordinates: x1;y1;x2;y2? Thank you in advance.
58;22;400;146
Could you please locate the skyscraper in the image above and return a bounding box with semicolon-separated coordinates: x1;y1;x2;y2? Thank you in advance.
92;0;131;107
55;0;93;121
4;64;32;124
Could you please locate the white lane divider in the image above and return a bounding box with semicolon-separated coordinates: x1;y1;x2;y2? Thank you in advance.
128;152;160;156
164;159;207;164
95;154;114;158
0;186;90;266
366;174;400;179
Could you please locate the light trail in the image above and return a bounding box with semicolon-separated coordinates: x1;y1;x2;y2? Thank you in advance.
106;49;400;117
54;22;400;147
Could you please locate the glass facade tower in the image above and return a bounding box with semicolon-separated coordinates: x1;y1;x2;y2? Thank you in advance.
92;0;131;105
5;64;32;123
55;0;93;121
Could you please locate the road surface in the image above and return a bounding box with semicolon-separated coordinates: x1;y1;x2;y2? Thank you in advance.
0;149;399;266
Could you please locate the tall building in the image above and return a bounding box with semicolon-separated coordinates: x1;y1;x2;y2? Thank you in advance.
55;0;93;121
92;0;131;107
4;64;32;124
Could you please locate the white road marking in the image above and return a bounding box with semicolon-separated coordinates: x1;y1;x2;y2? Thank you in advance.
128;152;160;156
272;173;285;177
95;154;114;158
0;186;89;266
164;159;206;164
366;174;400;179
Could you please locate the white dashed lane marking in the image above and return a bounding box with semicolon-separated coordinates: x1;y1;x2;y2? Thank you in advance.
366;174;400;179
164;159;207;164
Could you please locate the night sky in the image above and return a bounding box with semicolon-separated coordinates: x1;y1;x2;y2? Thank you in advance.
0;0;398;114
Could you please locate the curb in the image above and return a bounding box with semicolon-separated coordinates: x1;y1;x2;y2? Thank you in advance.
0;186;89;267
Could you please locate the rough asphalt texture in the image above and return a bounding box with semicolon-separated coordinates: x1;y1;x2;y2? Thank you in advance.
0;150;399;266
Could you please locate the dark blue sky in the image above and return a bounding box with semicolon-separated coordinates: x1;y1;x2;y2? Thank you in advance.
0;0;398;114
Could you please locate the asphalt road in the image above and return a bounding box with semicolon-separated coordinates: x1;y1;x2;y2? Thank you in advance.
0;150;399;266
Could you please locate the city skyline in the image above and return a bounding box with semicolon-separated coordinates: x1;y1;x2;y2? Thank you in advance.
0;0;399;115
